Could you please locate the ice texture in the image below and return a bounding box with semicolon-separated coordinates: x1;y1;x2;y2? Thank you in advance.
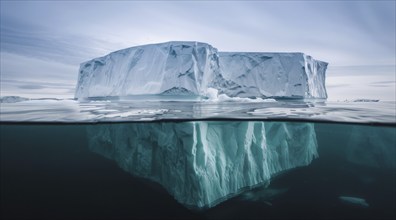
87;121;318;208
75;41;327;99
218;53;328;98
75;42;219;99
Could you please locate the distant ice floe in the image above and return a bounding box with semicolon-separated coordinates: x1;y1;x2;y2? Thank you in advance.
352;99;380;102
100;109;168;119
338;99;380;102
0;96;77;104
0;96;30;103
204;88;277;102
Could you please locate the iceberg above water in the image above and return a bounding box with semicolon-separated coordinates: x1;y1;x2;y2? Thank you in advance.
218;52;328;98
87;121;318;208
75;41;328;99
75;42;218;99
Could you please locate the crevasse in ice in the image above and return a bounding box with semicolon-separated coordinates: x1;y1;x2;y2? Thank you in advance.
75;41;328;99
87;121;318;208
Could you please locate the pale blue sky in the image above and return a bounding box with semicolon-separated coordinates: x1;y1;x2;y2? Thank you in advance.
1;1;395;100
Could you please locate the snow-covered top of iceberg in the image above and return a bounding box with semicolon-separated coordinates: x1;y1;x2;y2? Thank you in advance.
75;41;328;99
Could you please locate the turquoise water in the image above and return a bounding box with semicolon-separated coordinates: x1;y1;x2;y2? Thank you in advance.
1;99;395;219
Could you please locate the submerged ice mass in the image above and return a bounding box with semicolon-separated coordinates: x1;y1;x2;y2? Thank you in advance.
87;121;318;208
75;41;327;99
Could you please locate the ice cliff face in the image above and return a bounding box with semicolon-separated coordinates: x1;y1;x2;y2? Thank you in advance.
218;53;328;98
87;121;318;208
75;41;327;99
75;42;219;98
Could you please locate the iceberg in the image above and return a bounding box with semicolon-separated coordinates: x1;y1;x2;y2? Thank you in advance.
75;41;327;99
87;121;318;208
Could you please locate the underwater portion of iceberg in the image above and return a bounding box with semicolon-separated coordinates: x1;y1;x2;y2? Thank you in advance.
87;121;318;208
75;41;328;99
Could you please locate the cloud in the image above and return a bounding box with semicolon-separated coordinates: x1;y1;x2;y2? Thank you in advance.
0;52;77;81
1;79;76;99
369;80;396;87
0;16;124;65
1;1;394;66
0;52;77;98
17;85;45;90
370;80;396;85
326;84;350;88
326;66;395;101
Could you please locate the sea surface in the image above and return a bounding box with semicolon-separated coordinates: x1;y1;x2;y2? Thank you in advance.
1;97;395;219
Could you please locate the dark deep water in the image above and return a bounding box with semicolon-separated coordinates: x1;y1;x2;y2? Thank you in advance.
1;122;395;219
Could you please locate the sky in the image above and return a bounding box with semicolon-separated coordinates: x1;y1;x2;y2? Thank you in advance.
0;0;395;100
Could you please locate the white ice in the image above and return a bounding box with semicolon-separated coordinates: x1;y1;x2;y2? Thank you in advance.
75;41;328;99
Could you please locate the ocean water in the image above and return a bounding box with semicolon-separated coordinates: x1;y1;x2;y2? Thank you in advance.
1;99;395;219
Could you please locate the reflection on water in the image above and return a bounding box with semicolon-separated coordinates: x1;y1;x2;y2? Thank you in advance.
1;98;395;124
